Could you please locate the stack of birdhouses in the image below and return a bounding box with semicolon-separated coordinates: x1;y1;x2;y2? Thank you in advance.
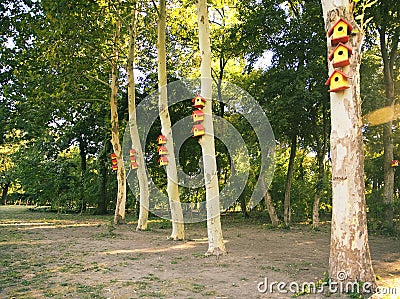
191;95;206;137
129;149;138;169
325;18;353;92
110;153;118;171
157;134;168;166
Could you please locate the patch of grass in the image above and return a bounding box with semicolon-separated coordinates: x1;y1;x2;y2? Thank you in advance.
192;283;206;293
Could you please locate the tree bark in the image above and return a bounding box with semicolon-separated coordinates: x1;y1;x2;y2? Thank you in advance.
321;1;376;288
283;134;297;227
1;181;10;205
96;140;108;215
260;173;279;227
110;20;126;225
197;0;226;256
126;4;150;231
157;0;185;240
78;136;87;213
379;22;398;229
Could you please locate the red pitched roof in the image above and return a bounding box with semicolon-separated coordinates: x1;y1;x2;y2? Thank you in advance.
327;18;353;37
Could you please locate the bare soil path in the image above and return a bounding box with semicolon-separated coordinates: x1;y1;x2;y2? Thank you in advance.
0;206;399;299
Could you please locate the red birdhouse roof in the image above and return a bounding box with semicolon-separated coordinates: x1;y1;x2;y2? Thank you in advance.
325;69;352;86
192;95;206;103
328;42;353;61
327;18;353;37
129;149;136;156
191;124;205;132
192;110;204;117
110;153;117;159
158;145;167;151
157;135;167;141
158;156;168;162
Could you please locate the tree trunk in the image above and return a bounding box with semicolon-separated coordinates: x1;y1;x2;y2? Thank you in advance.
260;173;279;227
312;149;325;229
321;1;376;288
197;0;226;256
110;20;126;225
312;99;328;229
96;140;109;215
157;0;184;240
283;134;297;227
1;182;10;205
379;24;398;229
78;136;87;213
126;4;150;231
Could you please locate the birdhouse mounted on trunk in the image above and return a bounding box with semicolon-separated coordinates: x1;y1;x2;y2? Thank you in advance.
157;135;167;145
129;149;138;169
329;42;352;68
110;153;118;171
328;18;353;45
192;95;206;109
325;69;351;92
158;156;168;166
158;146;168;155
191;110;204;123
391;160;399;167
192;124;205;137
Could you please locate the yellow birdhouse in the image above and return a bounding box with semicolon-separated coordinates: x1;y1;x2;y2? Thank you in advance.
157;135;167;145
158;156;168;166
391;160;399;167
158;146;168;155
325;69;351;92
191;110;204;123
328;18;353;45
329;42;352;68
192;124;205;137
192;95;207;109
131;161;138;169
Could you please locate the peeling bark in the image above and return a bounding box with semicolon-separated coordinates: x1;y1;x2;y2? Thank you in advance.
197;0;226;256
321;2;376;288
126;5;150;231
110;21;127;225
157;0;184;240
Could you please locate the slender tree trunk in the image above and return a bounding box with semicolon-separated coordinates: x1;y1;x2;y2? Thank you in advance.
97;141;108;214
157;0;184;240
379;24;398;229
126;4;150;231
78;136;87;213
110;20;126;225
260;173;279;227
312;151;324;229
283;134;297;227
197;0;226;256
312;100;328;229
321;1;376;288
1;182;10;205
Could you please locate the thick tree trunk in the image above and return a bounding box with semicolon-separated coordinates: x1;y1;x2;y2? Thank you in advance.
379;25;398;229
157;0;184;240
110;20;126;225
283;134;297;227
126;5;150;231
321;2;376;288
197;0;226;256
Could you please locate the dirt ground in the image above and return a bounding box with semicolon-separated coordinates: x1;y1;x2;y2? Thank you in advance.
0;206;399;299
